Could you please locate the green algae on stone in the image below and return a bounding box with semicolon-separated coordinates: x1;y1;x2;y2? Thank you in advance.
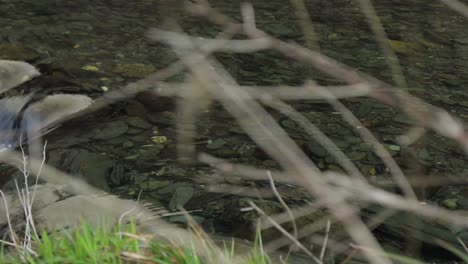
0;43;40;61
386;144;401;152
143;179;171;191
151;135;168;144
112;63;156;78
347;151;367;161
280;119;298;130
385;39;425;55
442;198;458;209
206;139;225;150
224;175;243;185
168;185;195;211
361;165;377;176
82;65;99;71
138;144;165;161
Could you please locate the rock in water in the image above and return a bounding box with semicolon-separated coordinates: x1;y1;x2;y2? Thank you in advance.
0;183;165;235
21;94;94;139
0;60;94;151
0;60;40;94
0;94;94;152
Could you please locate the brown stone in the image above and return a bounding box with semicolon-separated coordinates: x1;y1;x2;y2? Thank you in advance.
135;91;175;112
125;100;146;116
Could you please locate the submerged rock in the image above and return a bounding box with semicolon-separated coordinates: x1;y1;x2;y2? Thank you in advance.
0;60;40;93
0;183;165;236
0;44;40;62
0;60;93;152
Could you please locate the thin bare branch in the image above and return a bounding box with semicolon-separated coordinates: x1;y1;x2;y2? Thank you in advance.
311;85;417;199
289;0;320;51
266;171;298;246
320;220;331;261
356;0;407;88
0;190;17;246
440;0;468;19
259;97;365;181
152;81;371;100
249;201;319;262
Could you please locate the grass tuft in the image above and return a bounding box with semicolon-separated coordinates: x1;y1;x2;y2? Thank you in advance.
0;221;277;264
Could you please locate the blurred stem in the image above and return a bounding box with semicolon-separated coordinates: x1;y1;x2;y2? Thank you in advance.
356;0;408;89
290;0;320;51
